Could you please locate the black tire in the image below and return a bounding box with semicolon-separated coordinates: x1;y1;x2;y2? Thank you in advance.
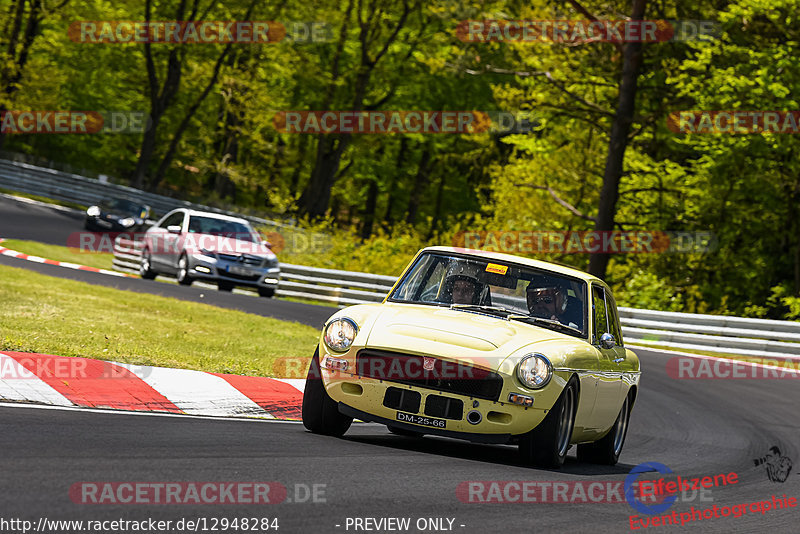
218;281;234;292
577;392;631;466
519;376;578;468
258;287;275;298
301;350;353;437
387;425;423;437
139;248;157;280
176;254;193;285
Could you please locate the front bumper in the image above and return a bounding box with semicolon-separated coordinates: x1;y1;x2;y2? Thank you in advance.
186;253;279;289
339;403;513;443
321;355;567;438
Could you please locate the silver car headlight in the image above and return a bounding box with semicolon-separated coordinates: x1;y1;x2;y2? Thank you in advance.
516;353;553;389
86;206;100;217
120;217;136;227
323;317;358;352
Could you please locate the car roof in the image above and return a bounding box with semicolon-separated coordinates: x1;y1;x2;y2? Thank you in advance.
419;246;603;284
176;208;250;225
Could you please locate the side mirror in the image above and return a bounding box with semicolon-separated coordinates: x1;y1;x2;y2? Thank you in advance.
262;240;273;248
166;225;182;234
600;332;616;350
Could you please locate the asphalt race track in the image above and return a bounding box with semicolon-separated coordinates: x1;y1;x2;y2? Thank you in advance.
1;194;799;533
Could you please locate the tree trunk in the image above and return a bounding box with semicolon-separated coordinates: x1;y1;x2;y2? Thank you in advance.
587;0;646;279
406;146;432;225
360;179;379;239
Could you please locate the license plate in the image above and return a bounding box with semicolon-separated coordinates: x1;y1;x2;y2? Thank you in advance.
396;411;446;429
227;265;254;276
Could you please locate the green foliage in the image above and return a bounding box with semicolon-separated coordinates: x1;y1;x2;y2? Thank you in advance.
1;0;799;320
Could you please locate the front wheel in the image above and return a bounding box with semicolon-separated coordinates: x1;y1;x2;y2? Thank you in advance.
258;287;275;298
176;254;193;286
140;249;157;280
301;350;353;437
218;281;234;292
519;376;578;468
577;393;631;466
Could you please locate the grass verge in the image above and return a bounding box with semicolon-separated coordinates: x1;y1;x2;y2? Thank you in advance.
0;264;319;376
1;238;116;271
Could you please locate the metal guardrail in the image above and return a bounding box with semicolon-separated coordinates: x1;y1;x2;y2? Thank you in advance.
0;158;292;230
111;236;800;359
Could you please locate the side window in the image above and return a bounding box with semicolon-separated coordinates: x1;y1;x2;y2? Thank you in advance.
160;212;184;229
592;285;609;342
606;291;623;346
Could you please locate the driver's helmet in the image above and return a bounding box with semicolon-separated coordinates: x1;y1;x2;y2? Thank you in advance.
442;262;486;304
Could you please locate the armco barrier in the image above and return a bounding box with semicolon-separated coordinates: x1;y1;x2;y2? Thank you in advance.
0;158;291;230
112;236;800;358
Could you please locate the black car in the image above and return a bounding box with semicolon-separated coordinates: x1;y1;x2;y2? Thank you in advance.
85;198;151;232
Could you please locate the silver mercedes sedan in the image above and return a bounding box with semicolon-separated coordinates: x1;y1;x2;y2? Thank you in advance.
139;208;280;297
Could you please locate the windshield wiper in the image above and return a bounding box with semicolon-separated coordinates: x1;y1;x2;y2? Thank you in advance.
507;315;584;337
449;304;515;317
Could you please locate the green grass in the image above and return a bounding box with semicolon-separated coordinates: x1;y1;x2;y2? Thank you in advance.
0;188;87;211
1;238;116;271
0;264;320;377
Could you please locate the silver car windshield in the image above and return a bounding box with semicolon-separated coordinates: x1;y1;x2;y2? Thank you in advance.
187;216;257;243
389;252;588;337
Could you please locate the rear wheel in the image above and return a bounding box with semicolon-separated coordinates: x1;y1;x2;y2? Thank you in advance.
301;350;353;437
519;376;578;468
577;393;631;466
139;249;157;280
176;254;192;285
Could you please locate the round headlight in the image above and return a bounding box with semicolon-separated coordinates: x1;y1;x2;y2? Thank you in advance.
323;317;358;352
516;353;553;389
120;217;136;227
86;206;100;217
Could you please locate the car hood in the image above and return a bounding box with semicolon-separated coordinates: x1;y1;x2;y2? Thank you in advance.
348;303;587;372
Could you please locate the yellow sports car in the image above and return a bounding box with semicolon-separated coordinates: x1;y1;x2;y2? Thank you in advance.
302;247;640;467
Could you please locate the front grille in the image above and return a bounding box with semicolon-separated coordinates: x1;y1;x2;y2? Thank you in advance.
356;349;503;401
383;387;421;413
218;253;263;266
424;395;463;420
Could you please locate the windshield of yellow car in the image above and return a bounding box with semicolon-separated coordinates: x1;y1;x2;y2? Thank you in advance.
389;252;588;337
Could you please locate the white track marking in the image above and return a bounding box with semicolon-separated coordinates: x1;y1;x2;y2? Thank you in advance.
115;363;275;417
274;378;306;393
0;354;74;407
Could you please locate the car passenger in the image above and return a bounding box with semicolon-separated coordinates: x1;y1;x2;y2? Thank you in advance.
527;283;582;330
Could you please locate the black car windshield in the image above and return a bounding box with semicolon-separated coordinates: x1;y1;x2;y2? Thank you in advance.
102;198;148;217
187;216;257;242
389;252;588;338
